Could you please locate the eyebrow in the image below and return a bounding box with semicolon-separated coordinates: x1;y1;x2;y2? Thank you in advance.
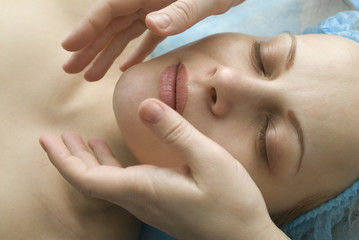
286;33;297;70
287;109;305;173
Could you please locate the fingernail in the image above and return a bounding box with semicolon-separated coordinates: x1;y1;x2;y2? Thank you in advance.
148;13;171;29
141;101;165;124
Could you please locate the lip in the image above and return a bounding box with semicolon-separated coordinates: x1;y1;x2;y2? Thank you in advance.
159;63;188;115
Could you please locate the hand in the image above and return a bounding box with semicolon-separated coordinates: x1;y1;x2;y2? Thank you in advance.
39;99;289;240
62;0;245;81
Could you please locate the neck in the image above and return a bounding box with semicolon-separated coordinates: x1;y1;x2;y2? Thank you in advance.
111;131;139;167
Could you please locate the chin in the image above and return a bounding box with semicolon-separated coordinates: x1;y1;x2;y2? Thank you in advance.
113;63;184;167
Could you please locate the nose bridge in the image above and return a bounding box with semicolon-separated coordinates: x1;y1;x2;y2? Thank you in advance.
214;65;259;97
210;65;279;117
214;65;259;95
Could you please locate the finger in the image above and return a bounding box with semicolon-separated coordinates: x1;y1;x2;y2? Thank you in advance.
61;131;99;167
120;30;165;71
39;134;94;186
40;134;73;168
138;99;234;179
39;134;133;199
84;21;146;81
88;137;122;167
40;135;199;223
62;0;142;51
146;0;242;36
63;15;136;74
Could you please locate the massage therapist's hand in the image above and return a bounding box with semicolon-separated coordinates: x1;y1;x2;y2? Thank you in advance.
62;0;245;81
39;99;289;240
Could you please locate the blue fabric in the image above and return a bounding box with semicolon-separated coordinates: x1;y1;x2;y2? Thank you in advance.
282;181;359;240
139;223;176;240
349;0;359;10
151;0;302;58
304;10;359;43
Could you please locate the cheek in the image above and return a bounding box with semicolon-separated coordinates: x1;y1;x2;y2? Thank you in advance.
191;118;256;171
114;66;184;167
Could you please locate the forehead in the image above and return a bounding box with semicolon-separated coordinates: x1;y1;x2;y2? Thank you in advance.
287;34;359;95
296;33;359;72
288;34;359;176
288;33;359;123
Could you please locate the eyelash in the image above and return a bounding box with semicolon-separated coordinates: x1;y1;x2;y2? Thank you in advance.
258;115;270;162
253;41;266;76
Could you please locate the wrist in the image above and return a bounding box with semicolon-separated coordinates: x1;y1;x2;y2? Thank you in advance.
256;221;290;240
203;218;290;240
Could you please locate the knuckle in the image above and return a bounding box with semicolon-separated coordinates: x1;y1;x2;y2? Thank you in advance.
209;0;234;14
86;16;99;33
171;0;198;24
105;1;116;18
75;173;97;198
162;118;192;148
77;182;94;197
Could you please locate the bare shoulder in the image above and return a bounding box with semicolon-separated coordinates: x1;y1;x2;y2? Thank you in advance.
0;0;140;239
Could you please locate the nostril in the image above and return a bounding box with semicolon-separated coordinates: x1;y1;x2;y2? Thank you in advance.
210;88;217;104
210;66;218;76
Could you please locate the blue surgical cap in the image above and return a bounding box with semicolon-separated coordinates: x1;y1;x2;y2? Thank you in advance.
282;10;359;240
141;10;359;240
282;181;359;240
303;10;359;42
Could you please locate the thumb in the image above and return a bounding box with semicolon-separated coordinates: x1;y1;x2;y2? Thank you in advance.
138;98;233;177
145;0;232;36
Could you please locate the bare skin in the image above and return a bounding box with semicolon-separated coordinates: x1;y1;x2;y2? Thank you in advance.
0;0;140;239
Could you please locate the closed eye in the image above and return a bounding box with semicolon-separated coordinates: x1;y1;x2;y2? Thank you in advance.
258;115;270;162
251;41;266;76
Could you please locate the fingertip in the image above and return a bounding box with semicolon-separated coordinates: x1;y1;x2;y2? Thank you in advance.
120;60;139;72
119;64;127;72
119;62;132;72
138;99;165;124
39;134;51;150
62;62;75;74
39;134;47;143
84;69;103;82
119;57;140;72
38;134;71;166
61;29;88;52
146;12;171;34
61;39;80;52
62;55;86;75
39;134;61;148
61;38;72;51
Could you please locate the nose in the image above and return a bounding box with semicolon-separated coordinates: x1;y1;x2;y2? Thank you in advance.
209;65;271;117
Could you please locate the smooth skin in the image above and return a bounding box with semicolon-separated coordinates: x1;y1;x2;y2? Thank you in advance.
40;99;289;240
43;0;289;239
1;0;141;239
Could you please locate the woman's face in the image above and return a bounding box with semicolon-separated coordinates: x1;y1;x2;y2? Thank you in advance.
113;33;359;215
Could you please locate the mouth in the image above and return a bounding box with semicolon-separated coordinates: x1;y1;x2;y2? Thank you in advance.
159;63;188;115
